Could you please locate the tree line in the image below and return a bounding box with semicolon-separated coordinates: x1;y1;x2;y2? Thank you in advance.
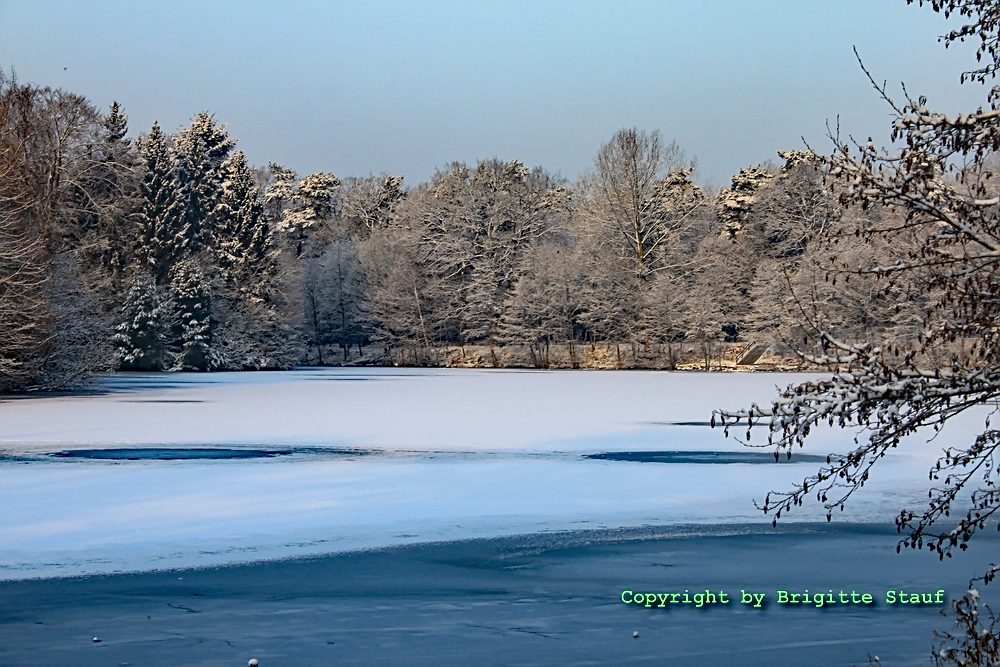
0;71;924;391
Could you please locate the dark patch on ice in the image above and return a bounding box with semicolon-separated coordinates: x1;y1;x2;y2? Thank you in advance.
585;450;828;464
0;453;37;463
52;448;291;460
48;446;375;461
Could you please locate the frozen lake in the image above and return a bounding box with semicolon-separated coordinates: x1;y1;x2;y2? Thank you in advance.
0;368;984;579
2;368;998;666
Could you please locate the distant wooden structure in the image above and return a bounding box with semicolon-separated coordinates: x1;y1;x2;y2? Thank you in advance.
737;343;768;366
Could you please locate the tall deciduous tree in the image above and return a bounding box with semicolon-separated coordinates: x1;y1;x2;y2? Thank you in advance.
302;240;371;363
0;73;123;389
587;127;701;281
340;173;405;237
391;159;569;362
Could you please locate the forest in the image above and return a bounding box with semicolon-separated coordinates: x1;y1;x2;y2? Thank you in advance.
0;70;932;392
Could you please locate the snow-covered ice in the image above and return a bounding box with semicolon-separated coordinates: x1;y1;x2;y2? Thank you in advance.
0;368;988;579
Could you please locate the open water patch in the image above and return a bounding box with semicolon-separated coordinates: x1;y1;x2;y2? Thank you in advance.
51;448;292;460
586;450;828;464
45;446;377;462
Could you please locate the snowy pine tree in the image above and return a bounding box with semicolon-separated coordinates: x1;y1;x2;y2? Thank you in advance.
175;112;234;254
263;162;298;222
169;260;217;371
214;150;272;299
135;122;191;283
275;171;341;256
716;167;773;239
112;271;172;371
104;101;128;145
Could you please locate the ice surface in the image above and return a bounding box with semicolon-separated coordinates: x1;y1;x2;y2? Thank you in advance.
0;368;989;579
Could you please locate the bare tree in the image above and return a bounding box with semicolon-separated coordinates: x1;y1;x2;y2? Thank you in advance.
502;239;586;367
715;0;1000;613
0;199;48;389
302;239;371;363
0;72;122;390
340;173;405;237
389;159;569;362
359;224;443;364
586;127;702;281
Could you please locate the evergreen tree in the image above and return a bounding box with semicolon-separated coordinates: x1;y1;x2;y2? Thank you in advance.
136;122;190;283
93;101;140;282
111;271;171;371
276;171;341;256
175;112;234;254
263;162;298;222
214;150;272;299
169;260;216;371
103;101;128;145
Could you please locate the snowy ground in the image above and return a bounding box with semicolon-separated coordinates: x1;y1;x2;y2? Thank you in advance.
0;368;990;579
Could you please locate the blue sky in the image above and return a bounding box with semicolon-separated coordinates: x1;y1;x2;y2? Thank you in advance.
0;1;987;188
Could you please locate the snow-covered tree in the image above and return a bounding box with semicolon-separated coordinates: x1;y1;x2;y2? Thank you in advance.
211;295;301;370
302;240;371;363
0;73;129;389
275;171;341;256
135;122;190;283
586;127;702;281
682;232;754;368
214;150;273;300
34;253;112;387
399;160;568;361
741;151;839;259
174;112;234;253
341;173;406;236
66;101;141;285
112;271;172;371
169;260;217;371
716;167;773;239
0;193;47;389
359;224;445;364
716;0;1000;610
502;240;585;367
263;162;298;222
575;229;642;353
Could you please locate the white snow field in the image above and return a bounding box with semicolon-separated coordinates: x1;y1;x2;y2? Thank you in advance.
0;368;989;579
